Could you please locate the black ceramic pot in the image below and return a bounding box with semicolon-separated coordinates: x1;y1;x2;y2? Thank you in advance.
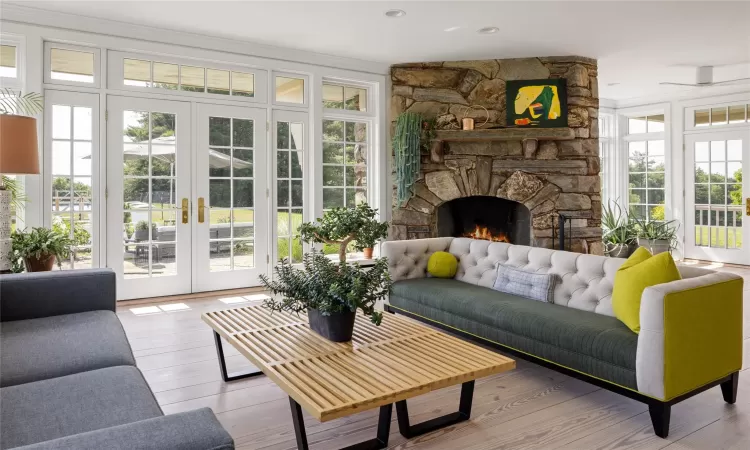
307;308;356;342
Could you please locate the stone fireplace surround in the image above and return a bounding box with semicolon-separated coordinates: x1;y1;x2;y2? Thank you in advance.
390;56;603;255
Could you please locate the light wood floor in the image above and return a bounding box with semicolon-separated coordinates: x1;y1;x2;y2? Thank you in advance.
117;262;750;449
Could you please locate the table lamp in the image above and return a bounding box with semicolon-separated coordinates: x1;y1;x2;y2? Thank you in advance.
0;114;39;272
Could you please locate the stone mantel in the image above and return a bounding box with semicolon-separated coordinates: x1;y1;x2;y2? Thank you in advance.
434;128;576;142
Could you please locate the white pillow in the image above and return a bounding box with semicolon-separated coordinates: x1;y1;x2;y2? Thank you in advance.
492;264;557;303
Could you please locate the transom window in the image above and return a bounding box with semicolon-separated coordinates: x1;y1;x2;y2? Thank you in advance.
0;44;17;78
123;58;255;97
275;75;305;104
323;83;367;112
628;115;664;133
50;48;95;83
322;120;368;210
695;104;749;127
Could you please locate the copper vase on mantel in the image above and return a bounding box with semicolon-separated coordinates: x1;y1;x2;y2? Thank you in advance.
24;254;56;272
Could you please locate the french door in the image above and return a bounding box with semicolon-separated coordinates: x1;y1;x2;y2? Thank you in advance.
193;104;269;292
107;96;271;299
684;130;750;264
107;96;192;299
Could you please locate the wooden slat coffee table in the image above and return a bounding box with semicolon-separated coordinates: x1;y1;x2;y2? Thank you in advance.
203;305;515;449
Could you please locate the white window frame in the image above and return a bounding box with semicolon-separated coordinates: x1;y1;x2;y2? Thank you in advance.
598;109;616;208
44;42;101;88
322;79;373;119
272;71;309;108
107;50;269;104
617;104;671;221
684;100;750;132
0;33;24;89
43;89;101;269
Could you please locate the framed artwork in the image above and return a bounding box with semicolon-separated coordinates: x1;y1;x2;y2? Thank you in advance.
506;79;567;128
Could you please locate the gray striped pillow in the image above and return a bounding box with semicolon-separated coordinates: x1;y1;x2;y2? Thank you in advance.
492;264;557;303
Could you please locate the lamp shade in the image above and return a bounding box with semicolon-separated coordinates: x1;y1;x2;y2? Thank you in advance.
0;115;39;175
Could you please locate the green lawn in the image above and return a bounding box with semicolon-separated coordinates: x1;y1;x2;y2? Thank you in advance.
695;226;743;248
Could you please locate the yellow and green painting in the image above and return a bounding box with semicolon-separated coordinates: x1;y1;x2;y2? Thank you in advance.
506;79;567;128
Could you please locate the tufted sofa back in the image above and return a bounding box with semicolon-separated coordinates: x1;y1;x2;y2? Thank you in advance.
383;237;709;317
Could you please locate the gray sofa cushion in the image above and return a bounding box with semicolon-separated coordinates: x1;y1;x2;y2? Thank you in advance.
493;263;557;302
0;311;136;387
0;366;162;449
390;278;638;389
11;408;233;450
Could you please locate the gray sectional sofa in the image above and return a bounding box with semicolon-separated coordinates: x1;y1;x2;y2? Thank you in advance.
382;237;744;438
0;269;233;450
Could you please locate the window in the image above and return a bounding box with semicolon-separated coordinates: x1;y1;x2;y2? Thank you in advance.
121;56;256;98
275;119;304;262
598;113;615;207
628;140;665;221
628;115;664;133
45;43;100;87
694;104;749;127
275;75;305;104
0;44;17;78
50;103;95;269
322;120;368;209
323;83;367;111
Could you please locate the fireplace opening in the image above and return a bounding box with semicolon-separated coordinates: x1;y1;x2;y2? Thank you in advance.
436;196;531;245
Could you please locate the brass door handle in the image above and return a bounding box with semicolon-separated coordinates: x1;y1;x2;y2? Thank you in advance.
746;198;749;216
198;197;205;223
181;198;189;224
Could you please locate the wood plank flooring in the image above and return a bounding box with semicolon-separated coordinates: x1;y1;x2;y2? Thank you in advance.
117;262;750;449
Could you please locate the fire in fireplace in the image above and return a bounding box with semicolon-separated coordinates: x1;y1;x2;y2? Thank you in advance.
437;196;531;246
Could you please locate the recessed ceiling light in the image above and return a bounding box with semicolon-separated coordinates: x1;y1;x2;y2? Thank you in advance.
385;9;406;18
477;27;499;34
444;26;461;32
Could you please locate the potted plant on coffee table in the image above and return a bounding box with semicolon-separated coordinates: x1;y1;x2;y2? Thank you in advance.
10;227;73;272
259;203;392;342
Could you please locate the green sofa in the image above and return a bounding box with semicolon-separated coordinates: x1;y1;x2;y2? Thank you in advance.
382;237;744;438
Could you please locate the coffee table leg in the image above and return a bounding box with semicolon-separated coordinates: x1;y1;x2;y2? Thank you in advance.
396;380;474;438
213;331;263;382
288;397;393;450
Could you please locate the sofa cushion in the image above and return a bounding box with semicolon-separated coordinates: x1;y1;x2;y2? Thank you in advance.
0;311;136;387
0;366;163;449
493;264;557;302
390;277;639;389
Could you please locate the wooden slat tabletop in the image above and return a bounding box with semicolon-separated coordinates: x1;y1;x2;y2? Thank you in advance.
202;305;515;422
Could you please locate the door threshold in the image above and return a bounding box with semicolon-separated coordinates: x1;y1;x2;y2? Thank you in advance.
118;286;268;306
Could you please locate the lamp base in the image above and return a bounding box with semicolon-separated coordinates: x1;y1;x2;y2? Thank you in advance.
0;188;12;272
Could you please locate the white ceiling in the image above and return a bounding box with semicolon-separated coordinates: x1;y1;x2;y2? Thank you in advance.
8;1;750;101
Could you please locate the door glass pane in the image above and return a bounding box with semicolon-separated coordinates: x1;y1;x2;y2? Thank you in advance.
232;72;254;97
51;48;95;83
51;101;94;270
276;121;303;261
208;116;255;271
275;76;304;104
122;110;179;278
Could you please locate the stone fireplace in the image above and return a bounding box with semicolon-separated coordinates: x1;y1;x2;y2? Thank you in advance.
390;56;603;255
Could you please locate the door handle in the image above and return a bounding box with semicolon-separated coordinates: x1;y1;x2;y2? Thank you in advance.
746;198;749;216
181;198;189;224
198;197;205;223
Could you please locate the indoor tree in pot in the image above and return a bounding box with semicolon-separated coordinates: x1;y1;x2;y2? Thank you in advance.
260;203;392;342
9;227;73;272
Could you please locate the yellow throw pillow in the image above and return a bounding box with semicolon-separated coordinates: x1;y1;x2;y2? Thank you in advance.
612;247;682;333
427;251;458;278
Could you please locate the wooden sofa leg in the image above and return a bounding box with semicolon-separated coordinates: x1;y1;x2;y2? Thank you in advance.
721;372;739;404
649;403;671;438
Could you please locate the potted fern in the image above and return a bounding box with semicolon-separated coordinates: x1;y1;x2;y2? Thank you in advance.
633;216;679;255
260;203;392;342
10;227;73;272
601;200;637;258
